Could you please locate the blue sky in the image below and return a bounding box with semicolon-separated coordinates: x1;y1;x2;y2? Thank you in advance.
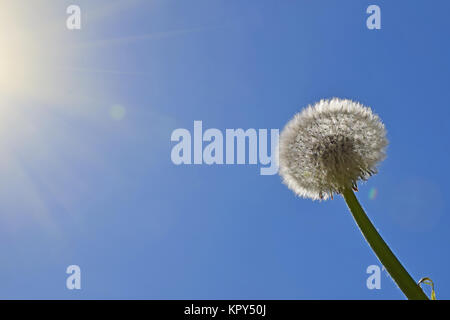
0;0;449;299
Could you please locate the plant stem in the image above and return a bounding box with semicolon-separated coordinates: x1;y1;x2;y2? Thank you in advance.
341;188;428;300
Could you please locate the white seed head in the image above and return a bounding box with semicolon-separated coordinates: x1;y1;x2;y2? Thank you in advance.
279;98;388;200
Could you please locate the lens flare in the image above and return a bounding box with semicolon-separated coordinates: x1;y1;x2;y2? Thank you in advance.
368;187;378;200
110;105;127;120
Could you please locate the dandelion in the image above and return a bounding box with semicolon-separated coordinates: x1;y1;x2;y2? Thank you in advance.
279;98;429;300
279;98;387;200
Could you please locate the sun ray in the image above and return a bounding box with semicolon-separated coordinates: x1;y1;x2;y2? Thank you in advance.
0;1;141;231
73;27;206;48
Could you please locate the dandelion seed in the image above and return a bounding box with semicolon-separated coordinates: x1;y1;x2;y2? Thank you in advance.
279;98;388;200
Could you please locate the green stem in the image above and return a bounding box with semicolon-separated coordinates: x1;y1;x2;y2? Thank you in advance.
342;188;428;300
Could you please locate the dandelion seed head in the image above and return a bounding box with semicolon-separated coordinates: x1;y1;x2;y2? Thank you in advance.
279;98;388;200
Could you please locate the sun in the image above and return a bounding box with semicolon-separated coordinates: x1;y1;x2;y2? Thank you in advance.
0;1;155;232
0;4;41;99
0;2;89;231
